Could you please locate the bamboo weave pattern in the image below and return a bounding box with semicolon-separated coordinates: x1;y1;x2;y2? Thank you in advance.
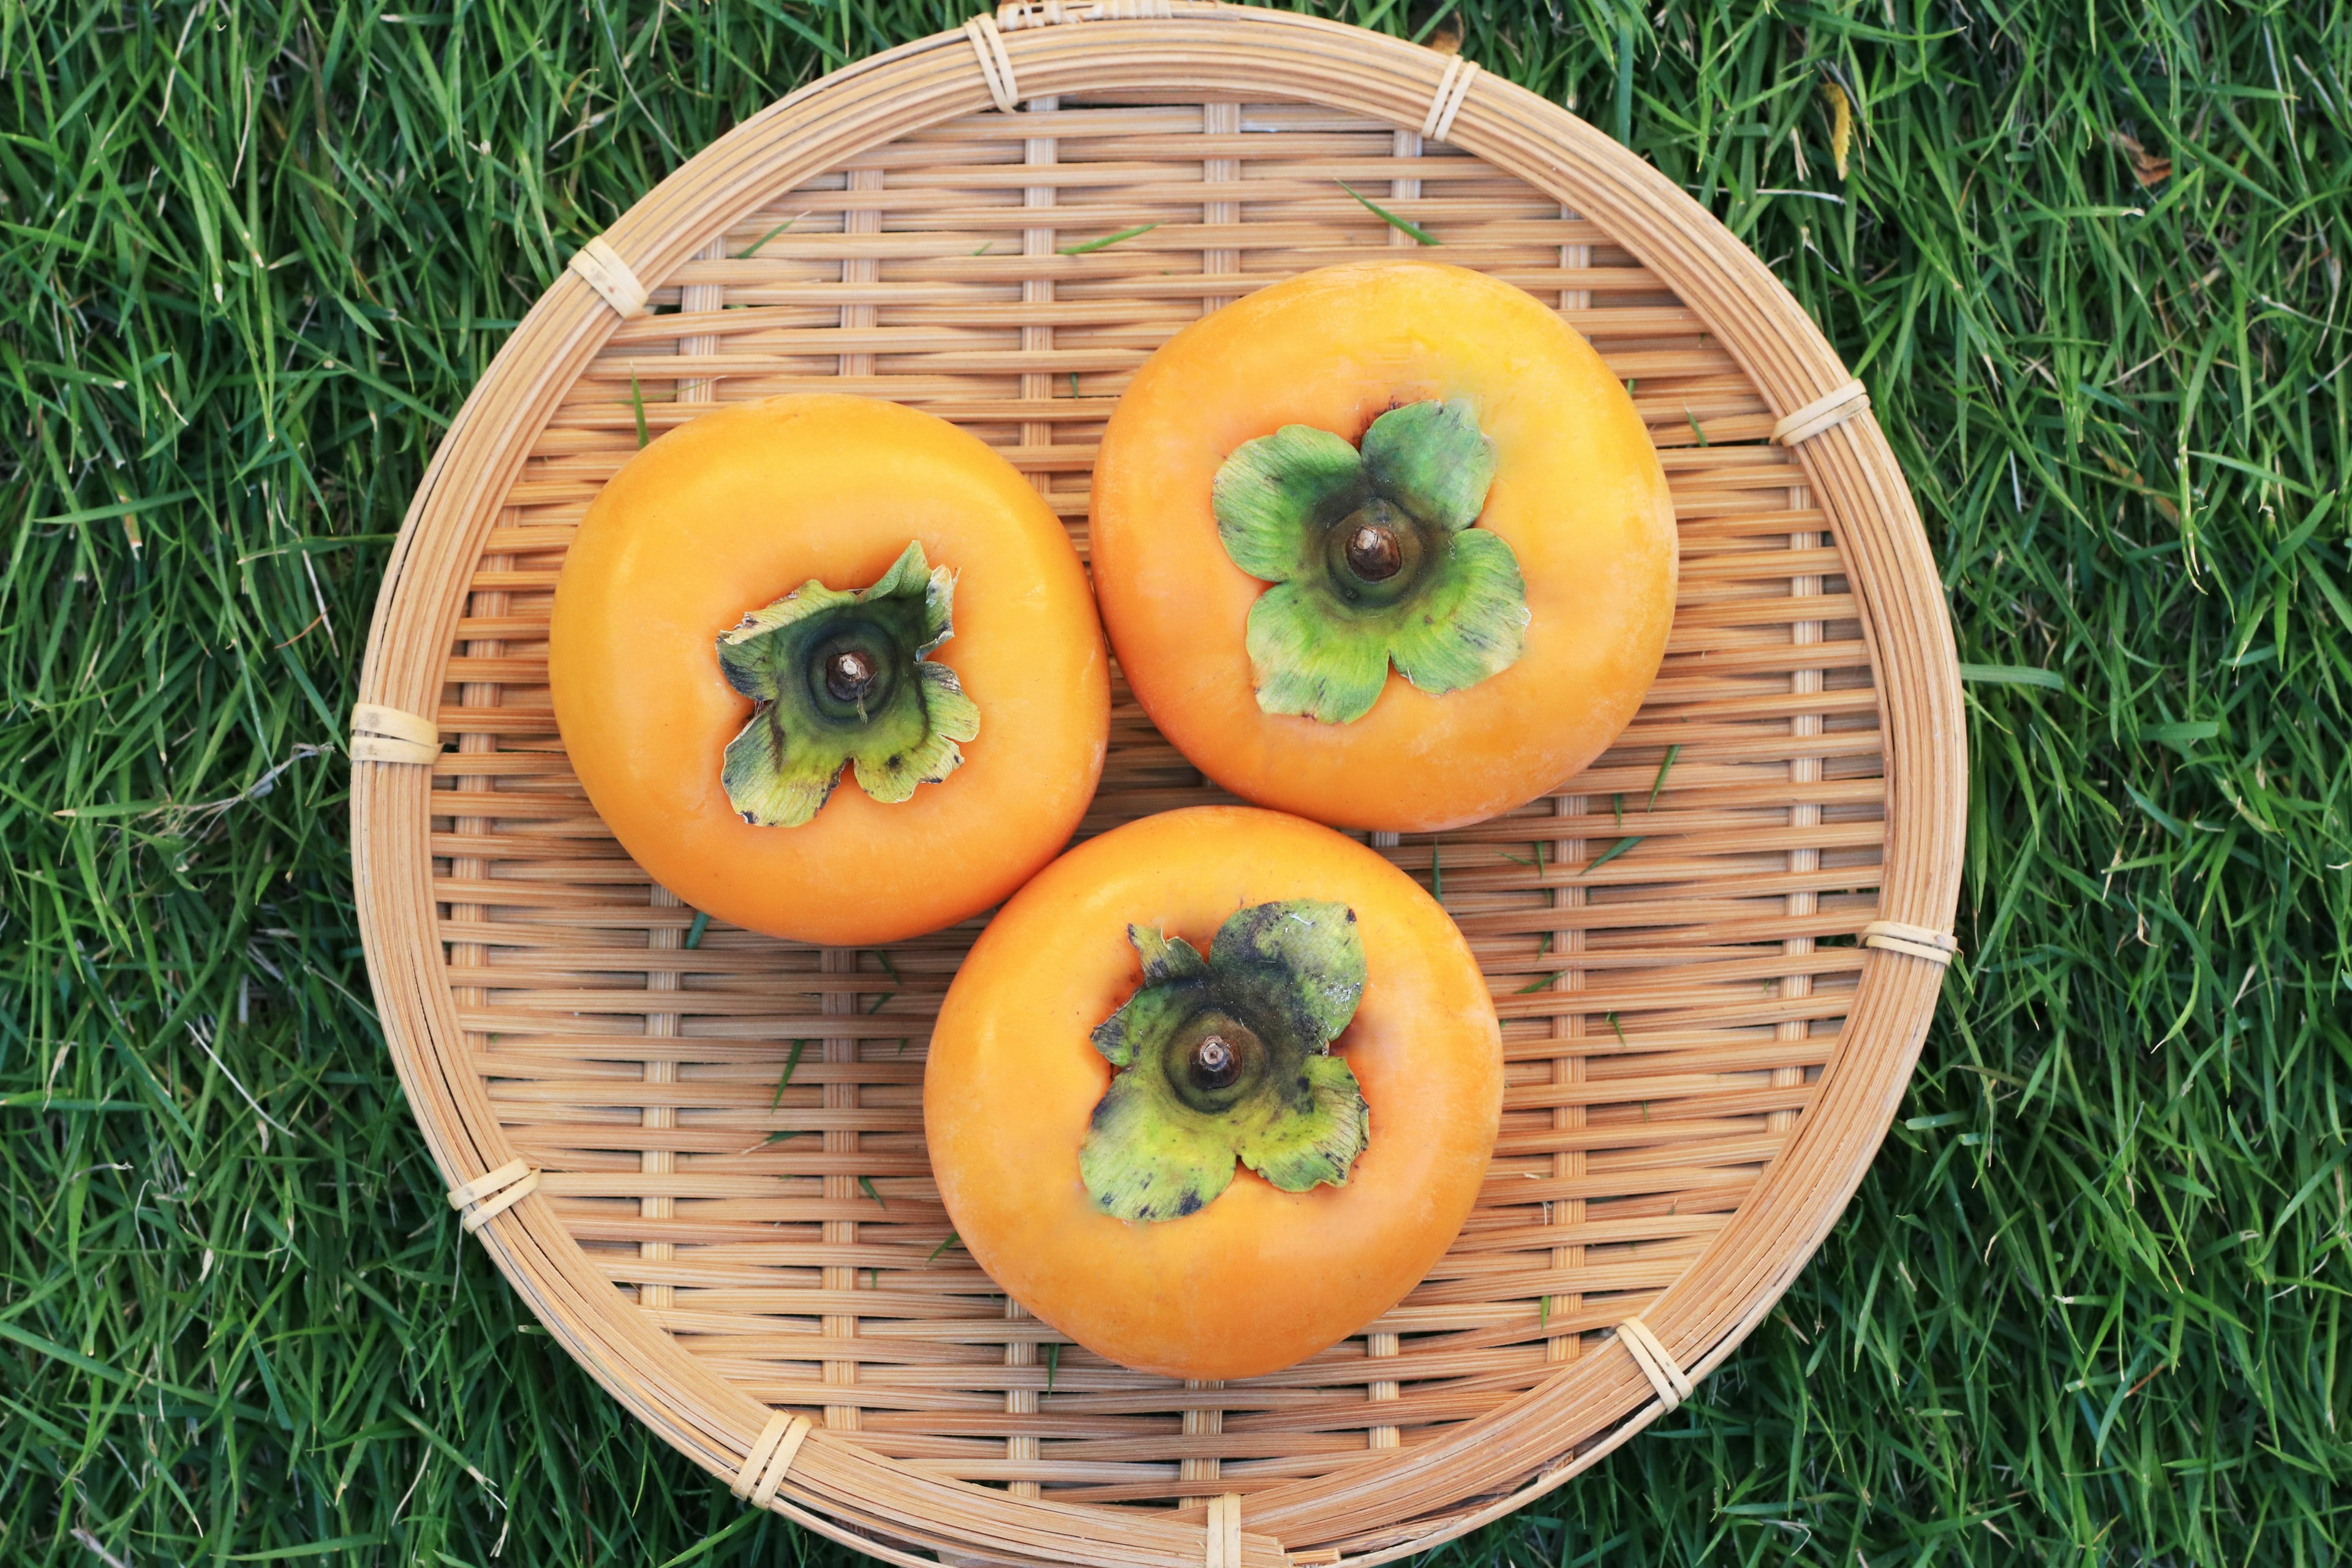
448;89;1871;1508
355;14;1961;1564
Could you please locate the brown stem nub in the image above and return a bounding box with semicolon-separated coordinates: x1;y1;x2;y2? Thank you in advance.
1191;1035;1239;1090
1344;522;1404;581
825;649;879;704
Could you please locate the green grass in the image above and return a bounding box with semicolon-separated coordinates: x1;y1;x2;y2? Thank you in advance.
4;1;2348;1563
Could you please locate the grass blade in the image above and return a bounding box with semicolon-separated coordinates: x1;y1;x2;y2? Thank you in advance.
1335;181;1440;244
1056;223;1159;255
1581;836;1643;875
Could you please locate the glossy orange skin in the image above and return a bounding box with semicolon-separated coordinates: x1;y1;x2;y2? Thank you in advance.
925;807;1503;1381
549;395;1109;946
1091;261;1678;832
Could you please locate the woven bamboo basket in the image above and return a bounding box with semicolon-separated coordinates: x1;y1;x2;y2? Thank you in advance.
352;6;1964;1564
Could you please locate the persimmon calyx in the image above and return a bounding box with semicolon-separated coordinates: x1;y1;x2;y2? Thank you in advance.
715;541;979;827
1213;398;1530;725
1080;899;1371;1223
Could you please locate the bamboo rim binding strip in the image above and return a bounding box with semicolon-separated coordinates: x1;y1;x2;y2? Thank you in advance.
445;1158;540;1234
998;0;1179;29
964;14;1020;111
733;1412;816;1509
349;9;1964;1565
1421;55;1479;141
568;236;650;318
1203;1493;1244;1568
350;703;439;765
1860;919;1959;965
1771;378;1870;445
1613;1318;1695;1414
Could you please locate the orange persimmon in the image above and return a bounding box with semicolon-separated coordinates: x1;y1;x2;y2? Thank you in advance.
1091;260;1677;833
925;805;1503;1381
549;394;1109;946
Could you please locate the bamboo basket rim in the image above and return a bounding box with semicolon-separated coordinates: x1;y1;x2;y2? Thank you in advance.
351;7;1964;1564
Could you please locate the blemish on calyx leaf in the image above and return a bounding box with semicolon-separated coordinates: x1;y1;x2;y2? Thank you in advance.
1079;900;1370;1223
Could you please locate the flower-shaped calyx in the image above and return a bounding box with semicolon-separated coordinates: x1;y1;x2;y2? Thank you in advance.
716;541;979;827
1081;900;1370;1223
1214;398;1529;724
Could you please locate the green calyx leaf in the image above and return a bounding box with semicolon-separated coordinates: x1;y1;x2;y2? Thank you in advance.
1079;900;1370;1223
715;541;979;828
1359;398;1494;531
1213;398;1529;724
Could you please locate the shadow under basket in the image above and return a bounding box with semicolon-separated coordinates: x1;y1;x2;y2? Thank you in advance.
351;6;1964;1565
